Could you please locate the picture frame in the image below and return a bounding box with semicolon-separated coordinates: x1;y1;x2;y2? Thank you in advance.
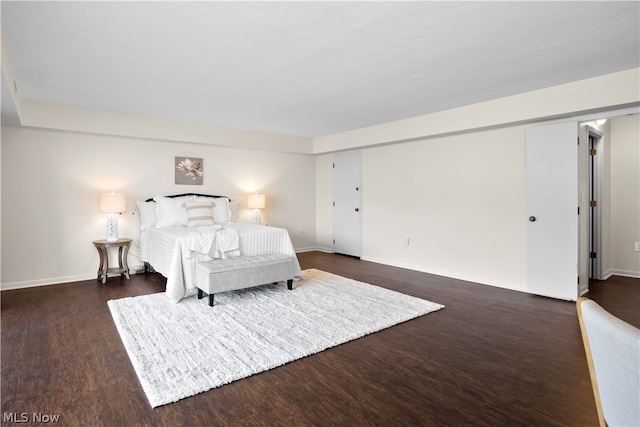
175;157;203;185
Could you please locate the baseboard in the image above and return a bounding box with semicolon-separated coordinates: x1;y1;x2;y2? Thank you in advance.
1;273;97;291
293;246;332;254
0;263;147;291
1;250;347;290
607;269;640;279
312;246;333;253
294;247;319;253
579;284;589;297
361;255;528;294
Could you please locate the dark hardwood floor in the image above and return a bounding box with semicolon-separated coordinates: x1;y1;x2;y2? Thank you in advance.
2;251;638;426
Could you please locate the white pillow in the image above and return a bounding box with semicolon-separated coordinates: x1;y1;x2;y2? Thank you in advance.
136;200;157;230
184;201;215;227
153;196;192;227
195;196;232;224
213;197;232;224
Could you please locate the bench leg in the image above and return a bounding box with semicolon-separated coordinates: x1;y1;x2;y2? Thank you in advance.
287;279;293;290
197;288;214;306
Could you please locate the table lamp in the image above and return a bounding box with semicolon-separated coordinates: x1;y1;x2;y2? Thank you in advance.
247;193;265;224
99;192;126;241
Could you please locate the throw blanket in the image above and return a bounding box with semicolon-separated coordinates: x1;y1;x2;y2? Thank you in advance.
183;226;240;260
213;227;240;259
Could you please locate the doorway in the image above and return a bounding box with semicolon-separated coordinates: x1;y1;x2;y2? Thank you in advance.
587;126;604;280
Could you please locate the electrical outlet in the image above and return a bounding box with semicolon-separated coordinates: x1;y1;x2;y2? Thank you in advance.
433;240;439;249
404;237;410;246
635;242;640;252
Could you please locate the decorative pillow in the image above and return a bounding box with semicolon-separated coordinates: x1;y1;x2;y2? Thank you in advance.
195;196;232;224
183;201;215;227
153;196;192;227
136;200;157;230
213;197;232;224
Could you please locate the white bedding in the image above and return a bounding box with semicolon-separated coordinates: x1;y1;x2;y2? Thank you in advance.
140;223;302;302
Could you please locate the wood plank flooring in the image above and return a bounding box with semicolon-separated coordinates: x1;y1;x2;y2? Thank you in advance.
2;251;638;426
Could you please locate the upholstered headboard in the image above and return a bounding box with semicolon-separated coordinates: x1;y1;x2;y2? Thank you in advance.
145;193;230;202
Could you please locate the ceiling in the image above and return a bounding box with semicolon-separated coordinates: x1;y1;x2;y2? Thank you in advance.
1;1;639;138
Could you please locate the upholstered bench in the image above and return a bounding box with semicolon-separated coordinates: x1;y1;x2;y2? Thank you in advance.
195;254;296;307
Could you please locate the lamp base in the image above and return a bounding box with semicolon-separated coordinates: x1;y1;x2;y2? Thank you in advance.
106;213;119;242
253;209;261;225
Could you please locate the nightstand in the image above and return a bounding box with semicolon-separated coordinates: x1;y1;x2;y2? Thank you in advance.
92;238;132;284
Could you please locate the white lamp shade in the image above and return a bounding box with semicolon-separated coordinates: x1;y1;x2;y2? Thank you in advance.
99;192;126;213
247;193;266;209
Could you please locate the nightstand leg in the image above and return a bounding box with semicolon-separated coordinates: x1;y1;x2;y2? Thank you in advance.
102;247;108;284
119;244;131;280
96;247;105;281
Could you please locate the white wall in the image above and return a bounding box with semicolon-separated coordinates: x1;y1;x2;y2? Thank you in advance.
314;70;639;294
316;116;639;293
314;154;333;252
610;115;640;277
19;101;313;154
315;126;528;291
1;126;316;289
364;126;528;290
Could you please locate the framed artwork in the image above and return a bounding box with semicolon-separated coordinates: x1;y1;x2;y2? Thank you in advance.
175;157;203;185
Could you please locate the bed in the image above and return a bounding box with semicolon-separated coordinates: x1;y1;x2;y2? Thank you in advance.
137;193;302;302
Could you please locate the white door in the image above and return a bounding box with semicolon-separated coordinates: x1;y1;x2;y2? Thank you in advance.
526;122;580;301
333;152;362;257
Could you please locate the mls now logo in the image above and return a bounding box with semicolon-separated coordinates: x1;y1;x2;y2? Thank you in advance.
3;412;61;423
3;413;29;423
3;412;28;423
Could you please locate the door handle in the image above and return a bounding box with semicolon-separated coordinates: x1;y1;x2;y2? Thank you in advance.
355;208;360;212
529;216;536;222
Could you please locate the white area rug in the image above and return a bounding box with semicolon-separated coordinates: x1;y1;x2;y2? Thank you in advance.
108;269;444;407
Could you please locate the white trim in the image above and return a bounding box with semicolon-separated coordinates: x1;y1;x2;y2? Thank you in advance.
293;247;319;253
579;284;589;297
571;106;640;123
1;263;147;290
361;255;528;295
607;269;640;279
586;126;606;281
314;247;334;254
1;273;97;291
2;250;347;291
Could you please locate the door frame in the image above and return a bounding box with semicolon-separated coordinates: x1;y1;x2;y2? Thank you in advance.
574;107;639;286
332;151;362;257
586;125;605;281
